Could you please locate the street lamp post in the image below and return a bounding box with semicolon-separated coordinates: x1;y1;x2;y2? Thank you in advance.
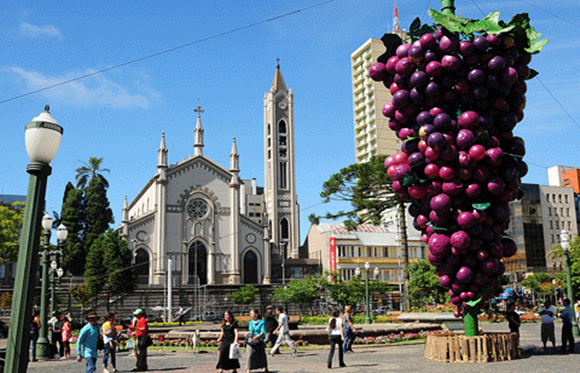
281;242;286;285
5;106;63;373
560;229;579;337
50;224;67;316
36;213;53;360
397;254;404;312
355;263;373;324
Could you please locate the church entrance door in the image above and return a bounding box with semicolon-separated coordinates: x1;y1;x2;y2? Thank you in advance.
189;241;207;285
135;248;150;285
243;250;258;284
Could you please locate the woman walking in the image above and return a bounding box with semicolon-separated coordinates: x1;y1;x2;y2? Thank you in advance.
61;315;72;359
30;310;41;362
327;311;345;369
102;313;118;373
246;309;268;373
342;305;356;353
216;310;240;373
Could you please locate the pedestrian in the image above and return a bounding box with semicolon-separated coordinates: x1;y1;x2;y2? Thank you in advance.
559;298;575;353
539;300;556;351
129;315;138;357
505;302;521;336
264;305;278;347
61;315;72;360
76;312;100;373
30;309;41;362
246;309;269;373
133;308;149;371
49;311;64;358
102;312;119;373
575;300;580;321
327;310;346;369
216;310;240;373
342;305;356;353
176;306;185;326
270;307;297;357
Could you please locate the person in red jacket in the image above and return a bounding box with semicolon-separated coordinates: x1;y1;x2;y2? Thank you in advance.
132;309;149;371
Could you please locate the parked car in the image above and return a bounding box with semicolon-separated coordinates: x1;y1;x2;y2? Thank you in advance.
190;311;222;322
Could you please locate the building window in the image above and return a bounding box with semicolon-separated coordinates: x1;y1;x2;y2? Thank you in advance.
280;218;289;240
567;208;570;217
279;161;287;189
550;220;553;229
566;195;569;203
555;221;559;229
559;194;562;203
561;208;564;216
279;120;287;134
551;234;554;244
187;199;208;219
548;207;551;216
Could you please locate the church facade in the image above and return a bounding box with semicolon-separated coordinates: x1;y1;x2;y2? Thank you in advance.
119;65;300;286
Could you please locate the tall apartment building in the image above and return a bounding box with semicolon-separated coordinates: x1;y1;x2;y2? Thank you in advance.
547;165;580;233
506;183;577;274
351;38;401;163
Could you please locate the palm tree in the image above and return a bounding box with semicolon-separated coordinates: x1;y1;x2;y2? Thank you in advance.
75;157;110;189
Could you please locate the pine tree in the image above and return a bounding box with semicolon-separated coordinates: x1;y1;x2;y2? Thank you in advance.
59;183;87;275
84;234;107;298
84;176;114;261
104;230;135;295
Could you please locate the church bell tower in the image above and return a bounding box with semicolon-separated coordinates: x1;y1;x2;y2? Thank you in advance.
264;63;300;261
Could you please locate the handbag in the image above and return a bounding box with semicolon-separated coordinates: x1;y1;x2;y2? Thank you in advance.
126;338;135;350
229;343;242;359
138;335;153;348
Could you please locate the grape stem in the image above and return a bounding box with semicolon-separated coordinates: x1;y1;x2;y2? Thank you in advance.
441;0;456;16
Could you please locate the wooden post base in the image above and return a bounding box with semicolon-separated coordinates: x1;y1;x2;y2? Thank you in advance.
425;332;520;363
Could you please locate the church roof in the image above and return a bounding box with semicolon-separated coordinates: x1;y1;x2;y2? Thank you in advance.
271;64;287;92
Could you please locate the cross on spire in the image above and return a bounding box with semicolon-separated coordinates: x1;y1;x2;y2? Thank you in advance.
276;58;280;68
194;104;204;118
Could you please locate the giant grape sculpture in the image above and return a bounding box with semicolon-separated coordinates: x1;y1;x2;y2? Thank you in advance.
370;4;547;334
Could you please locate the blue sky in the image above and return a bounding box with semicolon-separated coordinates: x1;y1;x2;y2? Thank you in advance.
1;0;579;243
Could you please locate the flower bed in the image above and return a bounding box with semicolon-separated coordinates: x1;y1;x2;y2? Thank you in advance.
353;330;445;345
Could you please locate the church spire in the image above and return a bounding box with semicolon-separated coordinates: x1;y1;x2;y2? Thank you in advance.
230;137;239;172
158;131;168;167
194;104;204;156
271;59;287;92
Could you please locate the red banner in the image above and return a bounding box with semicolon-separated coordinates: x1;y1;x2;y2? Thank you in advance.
329;237;336;271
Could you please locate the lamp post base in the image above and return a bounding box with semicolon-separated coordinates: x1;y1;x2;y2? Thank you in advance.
36;338;52;360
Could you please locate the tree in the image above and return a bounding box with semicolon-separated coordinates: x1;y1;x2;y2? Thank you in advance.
521;273;552;294
227;285;259;305
319;271;391;311
272;277;320;315
309;155;410;282
0;202;24;264
407;259;449;308
59;183;87;275
84;176;114;261
75;157;110;189
103;230;135;295
84;235;107;298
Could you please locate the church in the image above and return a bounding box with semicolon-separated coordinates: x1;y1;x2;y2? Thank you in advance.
118;65;301;286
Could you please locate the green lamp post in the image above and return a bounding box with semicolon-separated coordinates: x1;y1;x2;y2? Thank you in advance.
5;106;63;373
560;229;579;337
50;224;67;316
36;213;53;360
356;262;374;324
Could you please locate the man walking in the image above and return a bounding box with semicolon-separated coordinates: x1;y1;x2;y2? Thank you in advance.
559;298;575;353
264;305;278;347
76;312;100;373
270;307;297;357
539;300;556;352
133;309;149;371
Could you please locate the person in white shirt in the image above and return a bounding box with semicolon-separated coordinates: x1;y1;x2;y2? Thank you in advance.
539;300;556;351
270;307;297;356
326;310;345;369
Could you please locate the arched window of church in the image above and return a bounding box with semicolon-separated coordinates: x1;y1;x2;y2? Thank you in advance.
279;161;287;189
279;120;287;134
268;123;271;136
280;218;289;240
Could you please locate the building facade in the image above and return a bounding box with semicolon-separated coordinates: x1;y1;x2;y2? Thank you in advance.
306;223;423;283
119;66;299;286
506;183;578;274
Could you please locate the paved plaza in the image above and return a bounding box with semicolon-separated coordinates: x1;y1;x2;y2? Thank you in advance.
24;322;580;373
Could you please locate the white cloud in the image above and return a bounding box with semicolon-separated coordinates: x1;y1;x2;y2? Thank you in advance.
18;22;63;39
6;66;160;109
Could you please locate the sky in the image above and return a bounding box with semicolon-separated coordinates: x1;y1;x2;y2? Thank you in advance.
1;0;579;244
